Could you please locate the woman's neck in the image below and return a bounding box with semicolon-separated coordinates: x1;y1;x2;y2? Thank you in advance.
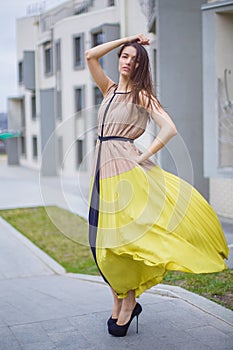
117;77;132;92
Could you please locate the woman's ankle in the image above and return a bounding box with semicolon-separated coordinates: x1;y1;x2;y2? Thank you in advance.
111;299;122;318
121;300;136;312
121;290;136;312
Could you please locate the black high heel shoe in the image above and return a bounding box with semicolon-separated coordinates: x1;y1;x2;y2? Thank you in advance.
108;303;142;337
107;316;118;327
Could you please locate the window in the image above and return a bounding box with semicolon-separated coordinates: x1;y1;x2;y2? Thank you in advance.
21;136;26;156
32;136;38;158
56;90;62;120
108;0;115;6
76;139;84;167
73;34;84;69
21;99;25;127
92;31;104;67
75;3;88;15
44;42;53;75
75;87;84;112
18;61;23;84
94;86;103;106
31;94;36;120
55;40;61;71
92;31;104;47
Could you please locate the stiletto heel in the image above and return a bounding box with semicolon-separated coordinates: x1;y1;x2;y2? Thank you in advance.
108;302;142;337
136;314;139;334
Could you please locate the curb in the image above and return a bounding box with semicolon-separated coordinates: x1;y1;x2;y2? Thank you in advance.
67;272;233;326
149;284;233;326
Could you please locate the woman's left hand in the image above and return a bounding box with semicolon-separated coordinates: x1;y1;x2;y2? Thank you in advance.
128;148;153;164
127;34;150;46
137;150;153;163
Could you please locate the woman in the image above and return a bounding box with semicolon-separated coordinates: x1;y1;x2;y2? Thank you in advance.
85;34;229;337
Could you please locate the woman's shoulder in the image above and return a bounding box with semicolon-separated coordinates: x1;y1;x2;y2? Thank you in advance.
104;83;117;97
139;90;161;111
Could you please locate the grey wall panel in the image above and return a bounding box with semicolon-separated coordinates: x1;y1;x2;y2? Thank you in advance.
103;23;120;83
157;0;209;198
40;88;57;176
6;138;19;165
202;8;217;178
23;51;35;90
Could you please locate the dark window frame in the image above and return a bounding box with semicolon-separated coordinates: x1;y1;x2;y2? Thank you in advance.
108;0;115;6
55;39;61;72
31;94;36;120
76;139;84;168
18;61;23;84
94;86;103;106
73;33;85;70
44;42;53;76
74;86;85;113
32;135;38;159
91;30;104;68
20;135;26;156
56;90;62;120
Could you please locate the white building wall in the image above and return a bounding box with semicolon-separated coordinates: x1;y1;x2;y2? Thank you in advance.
16;16;41;170
202;0;233;219
17;16;37;55
214;10;233;219
210;178;233;218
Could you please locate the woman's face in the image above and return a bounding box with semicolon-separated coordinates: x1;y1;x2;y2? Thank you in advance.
118;46;138;78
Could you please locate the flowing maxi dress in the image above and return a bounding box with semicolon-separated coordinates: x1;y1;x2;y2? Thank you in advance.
88;84;229;299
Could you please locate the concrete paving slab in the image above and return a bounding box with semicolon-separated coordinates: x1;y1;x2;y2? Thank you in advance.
0;273;232;350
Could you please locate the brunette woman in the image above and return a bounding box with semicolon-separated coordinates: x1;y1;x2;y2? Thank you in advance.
85;34;229;337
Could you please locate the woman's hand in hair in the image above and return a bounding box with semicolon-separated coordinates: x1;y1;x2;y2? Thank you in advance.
127;34;150;46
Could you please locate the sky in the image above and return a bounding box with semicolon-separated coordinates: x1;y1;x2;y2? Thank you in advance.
0;0;66;114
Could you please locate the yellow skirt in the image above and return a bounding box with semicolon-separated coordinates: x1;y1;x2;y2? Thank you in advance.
89;164;229;298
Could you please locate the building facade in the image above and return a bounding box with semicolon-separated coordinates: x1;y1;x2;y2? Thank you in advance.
7;0;233;219
8;0;152;176
202;0;233;218
144;0;233;219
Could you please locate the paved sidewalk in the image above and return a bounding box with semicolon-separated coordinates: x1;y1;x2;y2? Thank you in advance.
0;217;233;350
0;160;89;219
0;161;233;349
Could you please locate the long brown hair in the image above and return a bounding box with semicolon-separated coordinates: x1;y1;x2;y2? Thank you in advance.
118;42;161;110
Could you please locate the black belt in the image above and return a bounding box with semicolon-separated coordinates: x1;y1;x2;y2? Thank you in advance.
98;135;134;143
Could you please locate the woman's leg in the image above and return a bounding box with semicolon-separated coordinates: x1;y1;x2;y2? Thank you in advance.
110;287;123;319
117;290;136;325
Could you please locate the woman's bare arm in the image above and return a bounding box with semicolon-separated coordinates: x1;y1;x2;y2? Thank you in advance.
138;96;177;162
